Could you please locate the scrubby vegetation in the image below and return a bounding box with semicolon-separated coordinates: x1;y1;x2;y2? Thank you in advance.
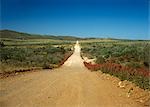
81;40;150;90
0;30;76;74
0;45;73;73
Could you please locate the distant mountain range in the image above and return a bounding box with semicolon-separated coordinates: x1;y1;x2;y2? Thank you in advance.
0;30;83;41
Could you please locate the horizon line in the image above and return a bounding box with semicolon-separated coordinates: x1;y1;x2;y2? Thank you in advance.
0;29;149;40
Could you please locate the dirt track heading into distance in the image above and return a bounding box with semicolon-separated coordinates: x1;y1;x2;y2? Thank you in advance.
0;41;143;107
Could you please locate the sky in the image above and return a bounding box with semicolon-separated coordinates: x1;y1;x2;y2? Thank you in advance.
1;0;149;39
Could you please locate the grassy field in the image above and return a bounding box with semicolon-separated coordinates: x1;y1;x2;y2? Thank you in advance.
0;45;74;73
0;38;75;46
0;30;76;74
0;41;74;74
80;39;150;90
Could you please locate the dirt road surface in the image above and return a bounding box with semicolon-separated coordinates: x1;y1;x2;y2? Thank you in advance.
0;41;147;107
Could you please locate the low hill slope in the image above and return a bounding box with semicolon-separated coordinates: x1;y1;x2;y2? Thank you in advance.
0;30;82;40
